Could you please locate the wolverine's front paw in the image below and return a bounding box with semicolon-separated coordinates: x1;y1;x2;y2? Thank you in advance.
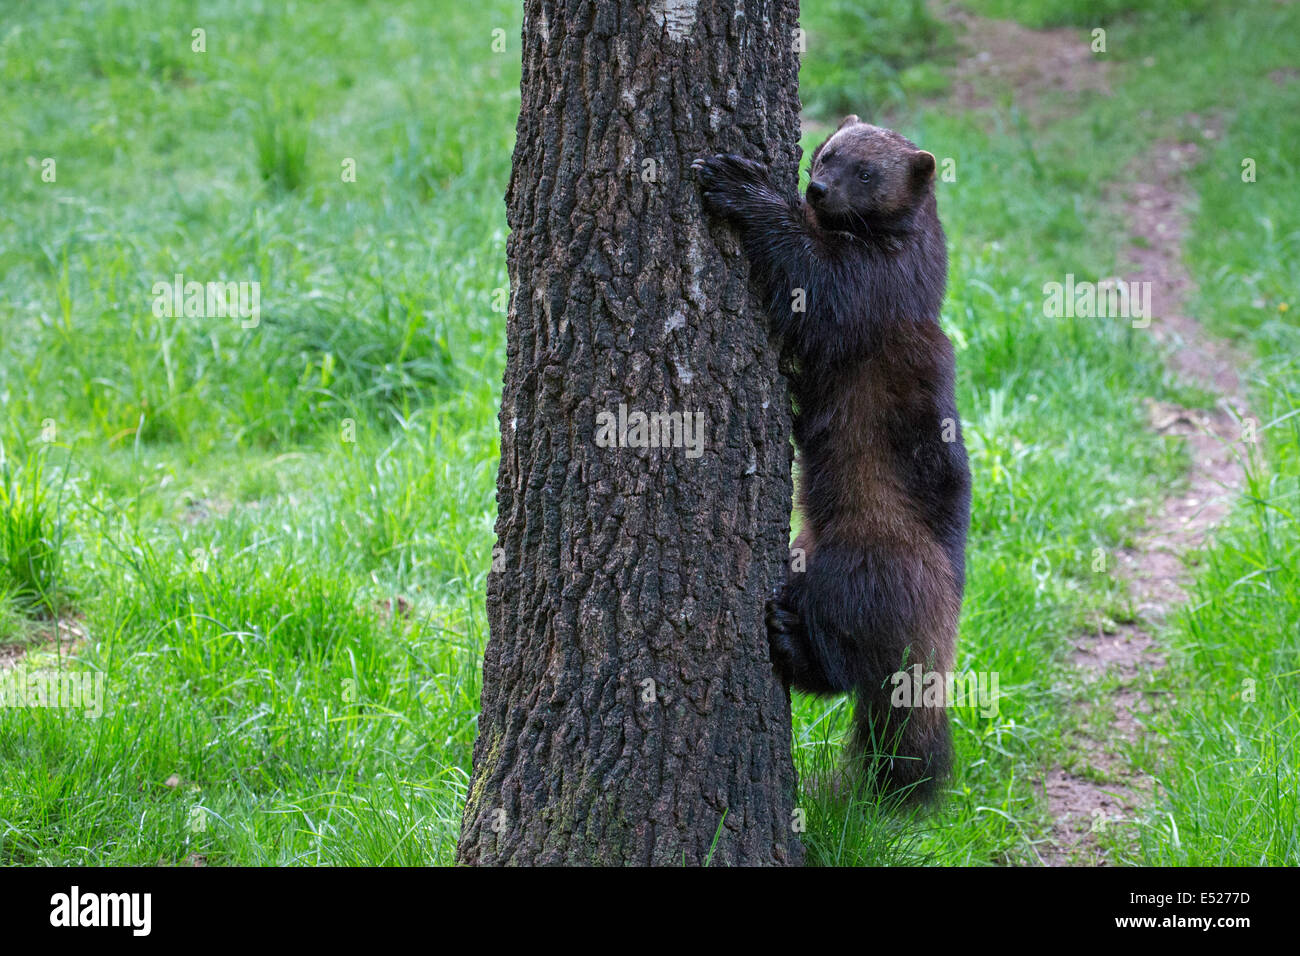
692;153;767;220
765;597;798;685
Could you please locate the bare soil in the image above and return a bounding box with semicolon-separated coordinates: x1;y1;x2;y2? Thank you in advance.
937;3;1112;114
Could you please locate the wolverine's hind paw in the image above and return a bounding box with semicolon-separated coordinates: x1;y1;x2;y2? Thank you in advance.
765;597;798;685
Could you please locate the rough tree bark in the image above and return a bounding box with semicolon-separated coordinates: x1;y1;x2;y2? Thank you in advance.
457;0;804;865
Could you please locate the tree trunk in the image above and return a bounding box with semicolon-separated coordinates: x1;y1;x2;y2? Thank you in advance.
457;0;804;866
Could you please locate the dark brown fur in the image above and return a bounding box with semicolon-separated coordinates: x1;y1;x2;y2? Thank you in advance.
693;117;971;802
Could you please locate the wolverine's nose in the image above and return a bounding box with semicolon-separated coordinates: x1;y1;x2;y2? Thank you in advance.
807;180;828;203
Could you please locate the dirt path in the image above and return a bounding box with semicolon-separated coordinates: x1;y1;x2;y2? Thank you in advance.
937;8;1253;865
1044;122;1254;865
939;4;1111;113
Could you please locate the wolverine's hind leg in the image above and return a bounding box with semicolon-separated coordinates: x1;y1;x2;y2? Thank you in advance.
768;537;960;803
844;542;960;804
851;678;953;804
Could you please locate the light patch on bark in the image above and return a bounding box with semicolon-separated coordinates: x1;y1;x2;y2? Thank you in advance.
684;237;706;306
651;0;699;42
534;284;551;324
665;310;686;333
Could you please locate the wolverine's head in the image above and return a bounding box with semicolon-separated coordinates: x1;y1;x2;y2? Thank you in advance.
805;115;937;233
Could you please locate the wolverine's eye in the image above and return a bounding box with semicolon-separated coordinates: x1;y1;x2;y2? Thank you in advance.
859;168;873;183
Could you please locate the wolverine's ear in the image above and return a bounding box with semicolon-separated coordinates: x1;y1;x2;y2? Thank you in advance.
911;150;936;180
812;115;860;167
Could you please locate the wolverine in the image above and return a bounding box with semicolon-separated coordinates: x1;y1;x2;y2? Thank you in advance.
694;116;971;802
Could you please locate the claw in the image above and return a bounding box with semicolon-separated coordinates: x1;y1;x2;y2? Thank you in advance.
765;597;798;685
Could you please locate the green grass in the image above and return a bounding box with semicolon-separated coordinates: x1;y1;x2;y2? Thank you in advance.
0;446;70;619
0;0;1296;865
799;0;955;118
1129;409;1300;864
